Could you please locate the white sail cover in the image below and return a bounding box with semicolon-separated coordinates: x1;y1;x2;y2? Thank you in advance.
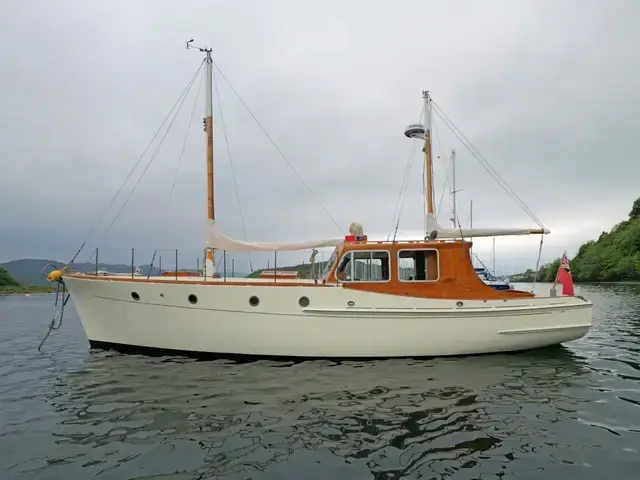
425;214;549;239
433;227;549;239
205;216;549;252
206;220;344;252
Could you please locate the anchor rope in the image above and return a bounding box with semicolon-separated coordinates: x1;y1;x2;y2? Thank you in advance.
38;278;71;351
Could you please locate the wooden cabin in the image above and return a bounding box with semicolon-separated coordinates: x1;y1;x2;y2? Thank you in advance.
324;238;534;300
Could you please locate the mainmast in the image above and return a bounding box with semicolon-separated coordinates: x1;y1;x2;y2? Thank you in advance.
449;148;457;228
187;40;215;276
423;91;435;217
404;91;436;237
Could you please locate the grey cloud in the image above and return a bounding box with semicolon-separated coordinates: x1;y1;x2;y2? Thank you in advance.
1;0;638;274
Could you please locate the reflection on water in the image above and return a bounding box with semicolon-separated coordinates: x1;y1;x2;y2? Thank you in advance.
1;285;640;479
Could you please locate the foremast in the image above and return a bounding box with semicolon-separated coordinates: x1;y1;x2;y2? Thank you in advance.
187;40;216;276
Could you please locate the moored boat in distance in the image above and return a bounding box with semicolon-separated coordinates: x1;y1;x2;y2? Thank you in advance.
475;267;513;291
49;41;592;359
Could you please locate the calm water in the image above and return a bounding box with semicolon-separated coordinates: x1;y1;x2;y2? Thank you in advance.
1;283;640;479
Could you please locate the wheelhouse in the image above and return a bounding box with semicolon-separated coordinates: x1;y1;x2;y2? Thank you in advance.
322;239;534;300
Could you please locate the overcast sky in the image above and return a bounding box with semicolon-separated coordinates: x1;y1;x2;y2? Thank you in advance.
1;0;638;274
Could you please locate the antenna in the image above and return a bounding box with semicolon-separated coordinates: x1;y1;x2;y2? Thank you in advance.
186;39;212;53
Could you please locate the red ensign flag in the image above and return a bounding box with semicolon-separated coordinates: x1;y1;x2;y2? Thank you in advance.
555;253;575;296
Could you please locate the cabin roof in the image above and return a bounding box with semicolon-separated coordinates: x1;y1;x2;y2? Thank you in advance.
340;239;471;251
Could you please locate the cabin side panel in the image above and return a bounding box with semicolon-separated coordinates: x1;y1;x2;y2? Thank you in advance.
335;241;534;300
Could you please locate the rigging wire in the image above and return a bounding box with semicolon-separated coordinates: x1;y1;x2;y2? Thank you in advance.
97;60;205;243
69;59;206;263
433;120;462;228
431;100;545;228
432;118;447;218
431;99;546;279
422;150;426;235
436;143;453;219
169;66;205;203
212;67;254;273
387;138;418;240
531;234;545;293
472;251;491;272
389;143;418;242
387;105;425;241
211;61;344;234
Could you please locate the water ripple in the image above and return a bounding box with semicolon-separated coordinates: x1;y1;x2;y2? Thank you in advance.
1;286;640;479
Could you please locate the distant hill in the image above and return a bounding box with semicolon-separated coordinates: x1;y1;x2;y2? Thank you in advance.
1;257;255;285
0;265;58;294
511;196;640;283
247;261;328;278
0;258;161;286
0;266;21;287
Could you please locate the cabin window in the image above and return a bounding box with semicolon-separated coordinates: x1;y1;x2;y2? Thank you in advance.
398;249;439;282
336;251;390;282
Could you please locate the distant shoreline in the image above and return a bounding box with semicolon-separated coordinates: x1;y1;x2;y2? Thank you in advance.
0;285;59;295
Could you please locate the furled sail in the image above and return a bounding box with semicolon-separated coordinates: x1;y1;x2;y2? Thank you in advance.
206;220;344;252
425;214;549;239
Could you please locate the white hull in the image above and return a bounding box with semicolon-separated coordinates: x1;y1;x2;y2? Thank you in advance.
63;275;592;358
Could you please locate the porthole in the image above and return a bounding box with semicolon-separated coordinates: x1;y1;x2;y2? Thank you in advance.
347;300;355;307
249;296;260;307
456;301;463;307
188;294;198;305
299;296;310;307
131;292;140;301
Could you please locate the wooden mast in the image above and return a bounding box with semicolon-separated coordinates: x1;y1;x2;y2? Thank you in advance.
422;91;438;275
204;48;215;274
423;91;435;216
187;40;216;276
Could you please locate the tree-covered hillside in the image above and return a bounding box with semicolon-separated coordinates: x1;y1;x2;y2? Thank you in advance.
569;197;640;281
510;258;562;283
512;197;640;282
0;266;57;294
0;267;21;287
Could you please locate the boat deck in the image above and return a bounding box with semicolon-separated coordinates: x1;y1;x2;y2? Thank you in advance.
67;273;333;285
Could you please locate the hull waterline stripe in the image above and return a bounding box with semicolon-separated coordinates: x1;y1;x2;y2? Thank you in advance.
498;324;592;335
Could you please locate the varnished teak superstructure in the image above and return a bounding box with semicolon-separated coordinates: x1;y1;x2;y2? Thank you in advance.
55;43;592;358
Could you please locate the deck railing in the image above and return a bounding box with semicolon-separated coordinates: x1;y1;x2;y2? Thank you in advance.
79;247;324;283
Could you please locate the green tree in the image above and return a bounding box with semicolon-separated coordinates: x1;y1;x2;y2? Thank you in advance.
0;267;21;287
543;258;561;282
514;197;640;282
630;197;640;219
